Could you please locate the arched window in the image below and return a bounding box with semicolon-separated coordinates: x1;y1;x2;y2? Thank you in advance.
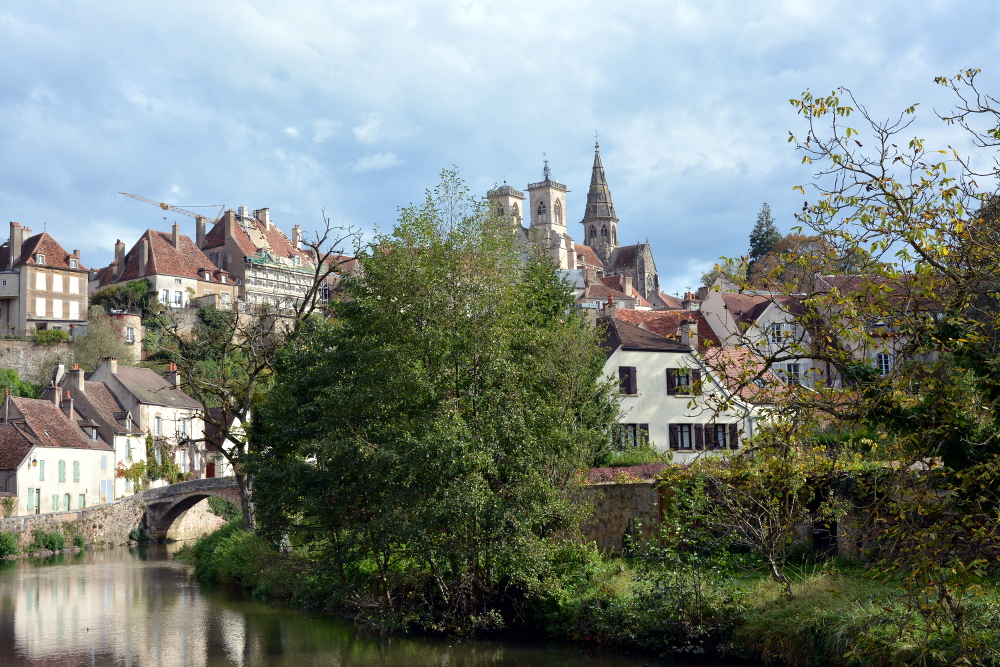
536;200;547;223
612;228;617;245
512;203;519;218
496;203;505;216
601;225;609;239
589;226;597;242
554;200;563;225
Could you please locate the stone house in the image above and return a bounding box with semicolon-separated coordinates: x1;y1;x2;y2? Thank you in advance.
0;391;116;516
0;223;89;336
89;224;236;310
87;358;208;484
599;316;758;462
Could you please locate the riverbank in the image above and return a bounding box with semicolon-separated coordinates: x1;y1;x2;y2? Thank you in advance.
178;523;1000;666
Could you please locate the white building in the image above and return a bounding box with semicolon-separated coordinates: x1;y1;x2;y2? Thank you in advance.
599;317;758;462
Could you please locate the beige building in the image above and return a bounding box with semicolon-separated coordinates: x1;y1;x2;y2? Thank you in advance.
89;223;236;310
0;222;89;336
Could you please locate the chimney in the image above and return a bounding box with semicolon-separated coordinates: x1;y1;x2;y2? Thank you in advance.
102;357;118;375
172;222;180;250
49;382;59;406
623;276;633;296
223;210;238;242
683;292;701;311
680;319;699;351
257;208;271;231
292;225;302;249
21;227;31;245
69;364;85;392
165;361;181;388
603;293;617;318
238;206;249;218
114;240;125;280
196;216;207;248
61;390;75;422
52;363;66;387
73;249;80;261
139;237;148;275
8;222;21;269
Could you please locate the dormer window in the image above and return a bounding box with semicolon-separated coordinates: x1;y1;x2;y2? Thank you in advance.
35;254;45;265
220;275;227;284
69;258;78;269
91;427;98;442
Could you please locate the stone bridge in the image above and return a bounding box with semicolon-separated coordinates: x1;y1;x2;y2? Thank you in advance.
143;477;242;540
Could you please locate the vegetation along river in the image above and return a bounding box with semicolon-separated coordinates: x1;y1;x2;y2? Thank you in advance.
0;543;756;667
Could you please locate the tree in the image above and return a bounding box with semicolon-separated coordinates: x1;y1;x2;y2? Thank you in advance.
150;214;361;530
747;203;781;270
72;306;134;371
248;169;617;630
90;278;157;317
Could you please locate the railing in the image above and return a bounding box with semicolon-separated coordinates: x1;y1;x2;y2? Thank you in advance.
527;178;568;191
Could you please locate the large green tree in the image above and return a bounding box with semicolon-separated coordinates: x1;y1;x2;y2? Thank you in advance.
249;170;616;631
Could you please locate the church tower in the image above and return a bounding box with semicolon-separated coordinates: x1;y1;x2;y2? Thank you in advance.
580;142;619;263
526;157;573;268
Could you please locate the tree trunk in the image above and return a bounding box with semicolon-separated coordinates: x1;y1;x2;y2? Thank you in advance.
234;471;255;531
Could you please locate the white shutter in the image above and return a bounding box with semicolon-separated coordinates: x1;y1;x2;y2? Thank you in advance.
52;275;63;292
68;300;79;320
52;299;62;318
35;297;45;316
35;271;45;290
68;277;80;294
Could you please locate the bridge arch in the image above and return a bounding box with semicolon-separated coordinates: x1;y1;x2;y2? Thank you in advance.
142;477;242;540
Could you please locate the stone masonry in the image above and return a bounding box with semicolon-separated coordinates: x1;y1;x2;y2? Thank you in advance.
581;481;661;554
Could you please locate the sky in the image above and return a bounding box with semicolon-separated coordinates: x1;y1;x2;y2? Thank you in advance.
3;0;1000;296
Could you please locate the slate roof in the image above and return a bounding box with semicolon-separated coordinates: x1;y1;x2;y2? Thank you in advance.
114;367;201;409
81;381;142;434
581;144;618;221
95;229;226;288
202;211;313;265
606;244;639;271
0;231;87;272
721;293;783;327
598;317;691;357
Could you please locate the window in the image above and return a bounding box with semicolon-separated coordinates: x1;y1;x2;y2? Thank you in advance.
125;479;131;491
777;363;802;385
536;200;547;223
589;226;597;242
69;258;78;269
58;460;66;482
554;199;563;225
194;452;201;470
174;278;182;284
669;424;694;450
666;367;700;395
179;419;187;438
612;228;617;245
35;254;45;265
52;495;59;511
155;416;162;436
180;452;188;474
35;297;45;316
39;460;45;481
52;299;62;319
35;271;45;290
101;455;107;471
160;289;170;305
221;293;230;308
618;366;637;395
68;277;80;294
126;438;133;461
601;225;608;239
174;291;182;305
512;203;520;218
125;327;135;343
220;275;227;283
73;461;80;482
68;300;79;320
155;448;162;464
91;427;98;442
616;423;649;449
27;488;34;511
78;494;85;508
52;275;63;292
874;353;893;376
769;322;793;344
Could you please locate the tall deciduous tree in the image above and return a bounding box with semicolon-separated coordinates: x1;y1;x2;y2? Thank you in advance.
249;170;617;630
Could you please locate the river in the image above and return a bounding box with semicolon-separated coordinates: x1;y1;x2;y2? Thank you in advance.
0;544;753;667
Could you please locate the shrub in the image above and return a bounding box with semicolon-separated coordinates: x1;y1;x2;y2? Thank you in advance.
0;495;16;518
72;534;85;548
0;531;17;557
128;527;150;542
30;529;65;551
33;329;69;345
207;497;241;523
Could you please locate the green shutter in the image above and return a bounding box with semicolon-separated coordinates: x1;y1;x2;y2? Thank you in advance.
58;461;66;482
79;494;85;509
39;460;44;481
27;488;34;511
73;461;80;482
52;495;59;511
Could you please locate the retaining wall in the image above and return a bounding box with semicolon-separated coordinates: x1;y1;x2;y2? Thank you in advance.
0;494;145;549
581;481;661;554
0;339;72;384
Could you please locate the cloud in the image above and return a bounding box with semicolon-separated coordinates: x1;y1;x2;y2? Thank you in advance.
350;152;403;173
352;112;383;145
284;126;300;138
312;118;340;143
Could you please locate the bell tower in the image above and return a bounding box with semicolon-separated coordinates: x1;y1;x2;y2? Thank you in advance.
580;142;618;263
526;156;573;268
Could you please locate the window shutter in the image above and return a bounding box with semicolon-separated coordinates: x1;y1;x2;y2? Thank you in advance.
729;423;739;449
619;367;629;394
692;369;702;393
628;367;637;395
639;424;649;447
668;424;679;450
27;489;34;511
666;368;677;395
694;424;704;450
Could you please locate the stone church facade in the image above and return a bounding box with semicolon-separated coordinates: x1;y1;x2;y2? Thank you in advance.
490;143;674;309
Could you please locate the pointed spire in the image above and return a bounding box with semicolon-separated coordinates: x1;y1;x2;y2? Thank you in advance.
590;142;607;186
580;141;619;263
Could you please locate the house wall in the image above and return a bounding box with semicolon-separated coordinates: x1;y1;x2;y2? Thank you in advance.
23;265;88;333
606;347;754;463
14;445;115;516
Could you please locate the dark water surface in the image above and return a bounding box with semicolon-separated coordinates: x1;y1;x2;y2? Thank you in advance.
0;544;751;667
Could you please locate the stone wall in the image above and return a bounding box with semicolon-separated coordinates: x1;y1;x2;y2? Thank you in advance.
0;494;145;550
0;339;72;384
165;498;225;541
581;481;661;554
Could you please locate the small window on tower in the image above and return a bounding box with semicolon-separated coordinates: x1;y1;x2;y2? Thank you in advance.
554;200;563;225
512;203;519;218
601;226;608;239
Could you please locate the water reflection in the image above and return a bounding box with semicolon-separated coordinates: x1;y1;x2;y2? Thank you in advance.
0;545;748;667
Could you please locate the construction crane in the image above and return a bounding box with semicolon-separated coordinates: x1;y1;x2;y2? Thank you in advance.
119;192;225;223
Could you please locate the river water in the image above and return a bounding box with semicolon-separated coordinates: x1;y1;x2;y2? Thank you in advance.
0;544;752;667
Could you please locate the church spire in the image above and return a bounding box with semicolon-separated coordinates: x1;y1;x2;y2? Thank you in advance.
580;142;619;262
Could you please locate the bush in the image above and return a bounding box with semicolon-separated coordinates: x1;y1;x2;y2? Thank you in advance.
30;529;65;551
0;531;17;557
33;329;69;345
128;527;150;542
207;496;241;523
72;534;85;548
184;522;273;587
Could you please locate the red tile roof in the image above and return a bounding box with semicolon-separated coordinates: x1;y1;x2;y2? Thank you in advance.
598;317;691;356
0;231;87;272
613;310;721;353
102;229;226;285
657;292;684;309
0;395;112;454
202;212;313;265
581;283;633;304
0;425;33;468
574;243;605;270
